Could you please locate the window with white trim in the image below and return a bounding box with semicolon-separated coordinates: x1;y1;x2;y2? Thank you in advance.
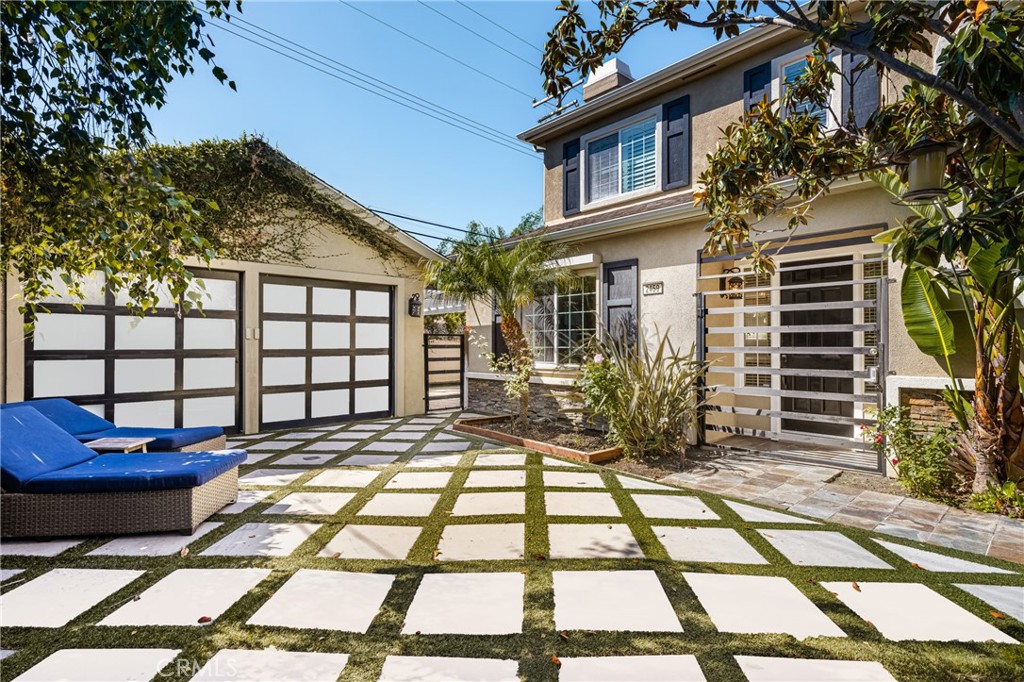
782;58;828;126
525;276;597;366
771;47;842;130
585;117;657;204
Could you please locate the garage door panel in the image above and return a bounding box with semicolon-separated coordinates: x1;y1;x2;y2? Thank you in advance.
24;269;241;433
116;400;175;428
312;356;349;384
115;315;175;350
184;317;236;349
263;320;306;349
33;314;106;351
263;391;306;423
260;275;393;428
115;358;175;393
184;396;236;427
313;287;350;315
33;359;105;398
183;357;236;390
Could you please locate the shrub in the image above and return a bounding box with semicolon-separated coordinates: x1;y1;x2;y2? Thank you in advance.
968;481;1024;518
864;406;967;502
575;328;709;459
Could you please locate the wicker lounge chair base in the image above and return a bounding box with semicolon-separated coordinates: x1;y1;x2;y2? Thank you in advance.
176;435;227;452
1;469;238;538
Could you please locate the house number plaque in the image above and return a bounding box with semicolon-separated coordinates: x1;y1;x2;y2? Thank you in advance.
642;281;664;296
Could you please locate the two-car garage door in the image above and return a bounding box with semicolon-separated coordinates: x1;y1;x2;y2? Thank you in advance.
23;270;396;432
259;275;393;429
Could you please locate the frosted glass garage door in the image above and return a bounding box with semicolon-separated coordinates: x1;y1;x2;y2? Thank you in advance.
25;270;241;432
259;275;393;428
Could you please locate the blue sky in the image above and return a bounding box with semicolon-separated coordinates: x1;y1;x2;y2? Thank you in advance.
149;1;716;248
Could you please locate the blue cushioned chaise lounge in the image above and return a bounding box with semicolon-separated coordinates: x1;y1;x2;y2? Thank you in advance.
16;398;226;452
0;405;246;538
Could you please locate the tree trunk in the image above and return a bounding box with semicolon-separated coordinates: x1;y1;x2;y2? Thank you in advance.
500;313;532;423
970;277;1024;492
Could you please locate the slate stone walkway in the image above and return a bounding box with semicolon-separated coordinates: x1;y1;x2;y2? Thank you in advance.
0;413;1021;682
661;451;1024;564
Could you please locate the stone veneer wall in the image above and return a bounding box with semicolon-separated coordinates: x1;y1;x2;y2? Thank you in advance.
900;388;958;432
467;377;585;424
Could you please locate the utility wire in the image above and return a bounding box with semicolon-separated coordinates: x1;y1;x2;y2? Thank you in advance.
212;14;527;149
207;22;538;159
337;0;543;103
454;1;543;54
370;209;474;235
417;1;536;68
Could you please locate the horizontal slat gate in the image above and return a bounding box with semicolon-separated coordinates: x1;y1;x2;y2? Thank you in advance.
696;252;889;473
424;333;465;412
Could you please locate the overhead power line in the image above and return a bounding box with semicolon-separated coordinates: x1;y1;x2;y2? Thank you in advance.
417;1;536;68
337;0;545;104
370;208;474;235
206;21;538;159
213;14;527;149
454;1;543;54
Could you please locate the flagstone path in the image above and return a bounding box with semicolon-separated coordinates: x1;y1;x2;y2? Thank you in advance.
662;451;1024;563
0;412;1021;682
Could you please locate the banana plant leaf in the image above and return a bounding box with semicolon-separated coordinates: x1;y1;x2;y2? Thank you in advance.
902;261;957;358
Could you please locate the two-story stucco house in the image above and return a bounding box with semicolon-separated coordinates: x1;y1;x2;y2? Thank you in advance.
465;23;972;474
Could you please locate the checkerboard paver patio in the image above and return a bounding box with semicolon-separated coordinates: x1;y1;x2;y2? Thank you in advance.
1;412;1021;682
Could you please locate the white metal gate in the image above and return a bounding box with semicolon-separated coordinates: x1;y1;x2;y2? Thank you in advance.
697;240;889;473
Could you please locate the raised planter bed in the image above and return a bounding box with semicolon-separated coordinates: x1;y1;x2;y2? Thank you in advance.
454;415;622;463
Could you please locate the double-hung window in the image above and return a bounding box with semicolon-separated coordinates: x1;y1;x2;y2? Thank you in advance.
525;276;597;366
585;117;657;204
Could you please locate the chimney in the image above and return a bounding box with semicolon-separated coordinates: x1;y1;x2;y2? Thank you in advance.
582;58;634;101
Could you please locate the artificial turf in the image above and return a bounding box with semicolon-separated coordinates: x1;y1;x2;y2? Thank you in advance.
1;413;1022;682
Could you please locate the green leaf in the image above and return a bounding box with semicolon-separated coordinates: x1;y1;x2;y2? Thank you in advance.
902;262;957;358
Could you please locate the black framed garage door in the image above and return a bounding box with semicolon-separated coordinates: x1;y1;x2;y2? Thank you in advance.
259;275;394;429
24;269;242;433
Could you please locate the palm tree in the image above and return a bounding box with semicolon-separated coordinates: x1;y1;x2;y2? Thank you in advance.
423;227;577;422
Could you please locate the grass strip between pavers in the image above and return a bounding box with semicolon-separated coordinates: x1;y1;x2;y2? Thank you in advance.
1;412;1023;682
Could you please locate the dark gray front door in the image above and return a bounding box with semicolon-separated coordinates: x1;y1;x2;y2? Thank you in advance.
780;257;855;438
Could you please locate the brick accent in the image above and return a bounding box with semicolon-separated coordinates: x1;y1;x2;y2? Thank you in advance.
900;388;957;432
467;377;585;424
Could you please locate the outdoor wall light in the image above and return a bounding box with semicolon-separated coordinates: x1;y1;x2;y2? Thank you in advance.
408;293;422;317
892;137;961;202
720;267;745;300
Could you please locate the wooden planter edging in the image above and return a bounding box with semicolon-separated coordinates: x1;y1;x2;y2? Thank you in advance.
454;415;622;464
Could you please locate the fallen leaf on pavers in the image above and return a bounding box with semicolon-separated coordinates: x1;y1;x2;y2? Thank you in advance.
332;552;342;559
179;547;189;558
551;655;562;669
762;533;774;538
910;562;923;569
559;631;569;642
991;611;1006;619
520;570;529;575
631;559;640;565
866;620;876;629
197;616;213;624
744;525;752;529
533;553;547;561
852;582;861;592
433;549;442;559
607;524;612;529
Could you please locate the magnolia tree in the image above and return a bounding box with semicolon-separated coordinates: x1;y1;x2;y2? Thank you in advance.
542;0;1024;489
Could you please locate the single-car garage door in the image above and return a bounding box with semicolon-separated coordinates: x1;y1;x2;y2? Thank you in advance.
259;275;393;429
24;270;242;433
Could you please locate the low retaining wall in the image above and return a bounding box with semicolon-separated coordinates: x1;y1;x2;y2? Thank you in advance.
467;376;585;424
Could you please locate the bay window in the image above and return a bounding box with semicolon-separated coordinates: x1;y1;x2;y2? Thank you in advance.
525;276;597;366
